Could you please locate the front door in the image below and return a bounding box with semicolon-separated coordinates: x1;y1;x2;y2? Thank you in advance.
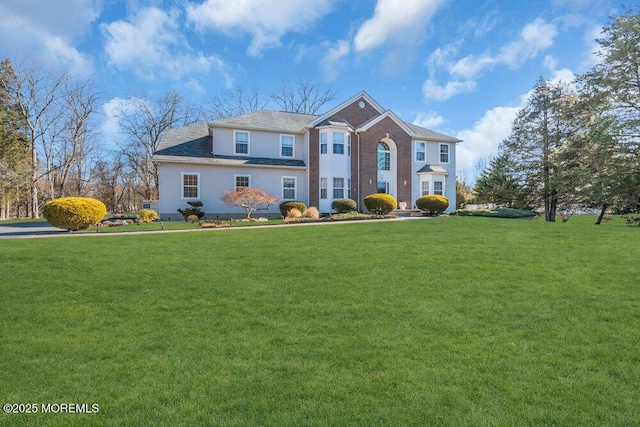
377;181;390;194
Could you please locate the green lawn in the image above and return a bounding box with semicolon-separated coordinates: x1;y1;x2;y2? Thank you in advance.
1;217;638;425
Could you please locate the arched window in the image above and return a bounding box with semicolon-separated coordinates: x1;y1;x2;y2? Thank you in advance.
378;142;390;171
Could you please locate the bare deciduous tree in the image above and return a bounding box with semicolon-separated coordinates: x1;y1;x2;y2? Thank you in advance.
116;91;200;201
271;77;337;114
207;87;268;119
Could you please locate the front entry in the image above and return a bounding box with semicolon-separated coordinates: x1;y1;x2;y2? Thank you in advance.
377;181;390;194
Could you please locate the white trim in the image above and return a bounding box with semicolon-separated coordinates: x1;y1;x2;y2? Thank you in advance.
233;130;250;155
320;131;328;154
307;91;385;128
181;172;200;199
415;141;426;162
356;110;417;136
439;143;450;164
320;177;328;199
280;134;295;158
281;176;297;200
234;173;251;190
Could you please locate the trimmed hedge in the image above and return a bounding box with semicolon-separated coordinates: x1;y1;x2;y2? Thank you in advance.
364;193;397;215
139;209;159;223
453;208;537;218
279;201;307;217
332;198;357;213
42;197;107;231
416;195;449;215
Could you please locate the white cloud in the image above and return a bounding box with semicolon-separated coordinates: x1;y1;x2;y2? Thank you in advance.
450;18;558;79
186;0;334;57
455;106;521;178
413;111;445;129
354;0;447;52
102;7;232;85
423;78;476;102
320;40;351;82
0;0;98;74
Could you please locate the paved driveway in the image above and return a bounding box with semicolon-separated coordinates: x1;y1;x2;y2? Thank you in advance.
0;221;65;238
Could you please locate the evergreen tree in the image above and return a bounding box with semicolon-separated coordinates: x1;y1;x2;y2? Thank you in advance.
500;78;575;221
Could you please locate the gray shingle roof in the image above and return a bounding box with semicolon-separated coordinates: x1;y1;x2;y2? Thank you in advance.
152;123;305;168
209;110;318;133
417;164;449;174
404;122;462;143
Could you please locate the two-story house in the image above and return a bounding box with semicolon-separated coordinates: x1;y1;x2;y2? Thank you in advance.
152;91;461;219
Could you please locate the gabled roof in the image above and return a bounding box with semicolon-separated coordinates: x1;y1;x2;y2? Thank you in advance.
209;110;317;134
153;123;305;168
307;91;384;128
154;123;211;157
405;122;462;143
356;110;416;136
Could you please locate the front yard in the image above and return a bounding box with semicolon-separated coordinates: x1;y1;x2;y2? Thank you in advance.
1;216;638;425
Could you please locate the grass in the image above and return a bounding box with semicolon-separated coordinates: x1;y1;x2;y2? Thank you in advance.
1;216;639;425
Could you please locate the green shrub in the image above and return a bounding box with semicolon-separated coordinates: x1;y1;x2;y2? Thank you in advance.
279;201;307;217
332;198;357;213
364;194;397;215
416;195;449;215
177;201;204;221
42;197;107;231
139;209;159;223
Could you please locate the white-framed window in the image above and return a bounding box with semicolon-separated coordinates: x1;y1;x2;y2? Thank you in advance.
378;142;390;171
234;131;249;155
182;173;199;199
347;178;351;199
282;176;296;200
320;177;327;199
416;141;426;162
421;181;429;196
333;177;344;199
439;143;449;164
234;174;250;190
280;134;294;157
347;134;352;156
320;132;327;154
434;181;443;195
333;132;345;154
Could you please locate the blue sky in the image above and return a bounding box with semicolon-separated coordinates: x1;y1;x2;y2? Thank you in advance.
0;0;629;180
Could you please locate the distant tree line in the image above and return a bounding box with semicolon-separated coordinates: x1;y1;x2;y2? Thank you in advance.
474;8;639;223
0;58;336;219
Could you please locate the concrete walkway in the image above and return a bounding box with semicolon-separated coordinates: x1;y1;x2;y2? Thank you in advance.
0;215;431;239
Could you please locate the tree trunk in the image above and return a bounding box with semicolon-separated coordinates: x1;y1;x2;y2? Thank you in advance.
595;204;608;225
31;144;39;218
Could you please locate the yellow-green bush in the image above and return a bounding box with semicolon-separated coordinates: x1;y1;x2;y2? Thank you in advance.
42;197;107;231
279;201;307;217
331;198;357;213
364;193;397;215
139;209;159;223
416;194;449;215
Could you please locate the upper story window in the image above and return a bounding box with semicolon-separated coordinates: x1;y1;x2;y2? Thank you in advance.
235;174;250;190
182;173;199;199
234;131;249;155
378;142;390;171
333;132;345;154
320;132;327;154
416;141;426;162
280;134;294;157
439;143;449;164
347;134;352;156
